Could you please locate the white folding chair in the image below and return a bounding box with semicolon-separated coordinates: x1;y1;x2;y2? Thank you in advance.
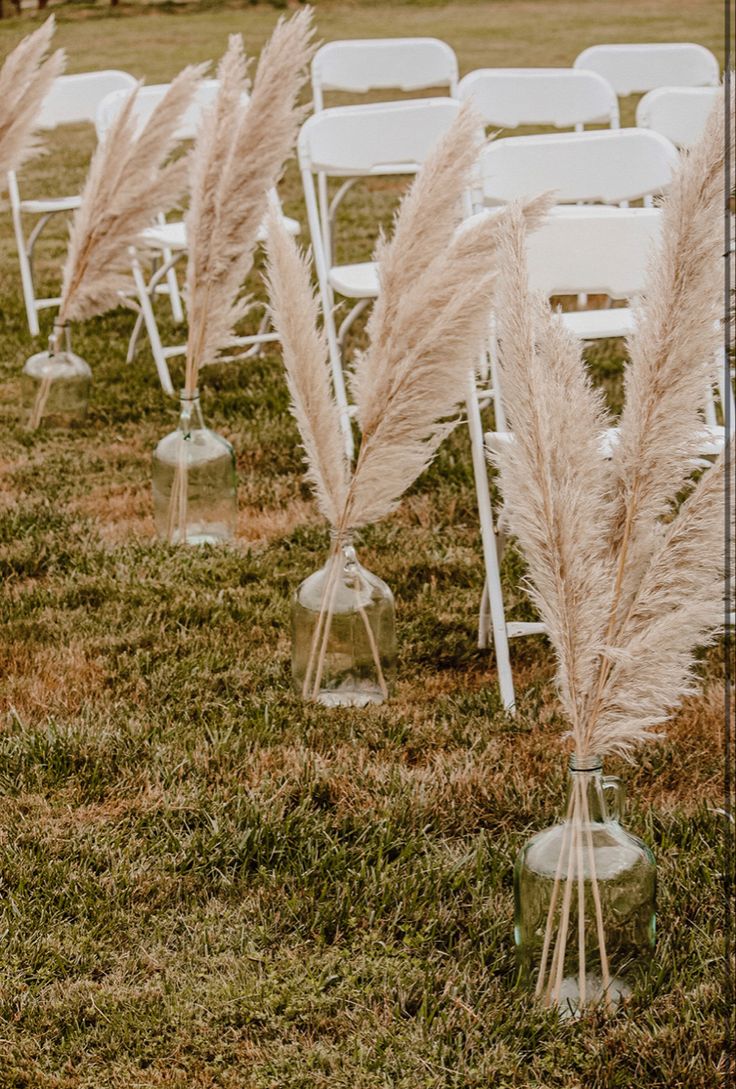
298;97;463;454
636;85;722;149
8;69;137;336
467;206;728;710
311;37;459;109
95;81;300;396
457;68;619;131
573;43;720;97
477;127;679;209
311;38;459;271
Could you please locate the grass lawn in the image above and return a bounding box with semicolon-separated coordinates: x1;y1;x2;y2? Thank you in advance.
0;2;730;1086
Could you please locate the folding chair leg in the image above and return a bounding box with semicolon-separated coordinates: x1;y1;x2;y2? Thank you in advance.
466;370;516;711
163;248;184;324
12;207;40;337
129;248;175;397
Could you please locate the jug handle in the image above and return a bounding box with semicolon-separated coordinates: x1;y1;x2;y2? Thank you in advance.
603;776;625;822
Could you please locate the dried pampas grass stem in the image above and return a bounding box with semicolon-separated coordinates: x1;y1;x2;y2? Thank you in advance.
267;103;551;700
490;86;730;1013
167;14;314;543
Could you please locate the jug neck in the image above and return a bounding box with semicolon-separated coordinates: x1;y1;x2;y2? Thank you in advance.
178;388;205;433
329;526;355;556
566;754;608;823
49;321;71;357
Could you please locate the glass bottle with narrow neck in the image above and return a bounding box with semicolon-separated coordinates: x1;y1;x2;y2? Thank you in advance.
291;530;397;706
152;388;237;545
21;321;92;429
514;753;656;1017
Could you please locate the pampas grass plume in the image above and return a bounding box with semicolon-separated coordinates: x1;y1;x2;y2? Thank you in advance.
58;64;206;326
0;16;65;181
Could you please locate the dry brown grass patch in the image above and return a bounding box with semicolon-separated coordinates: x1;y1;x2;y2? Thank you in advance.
0;640;108;721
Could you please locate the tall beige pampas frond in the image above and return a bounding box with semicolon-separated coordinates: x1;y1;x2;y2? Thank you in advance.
184;12;316;392
488;203;616;733
490;112;729;1007
264;207;349;526
491;91;729;754
344;202;550;530
58;65;206;328
607;86;728;612
0;16;65;181
267;106;553;701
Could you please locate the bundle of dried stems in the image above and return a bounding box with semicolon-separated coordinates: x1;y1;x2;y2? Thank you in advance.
488;87;731;1011
0;16;65;182
165;13;315;543
26;65;204;430
266;103;550;699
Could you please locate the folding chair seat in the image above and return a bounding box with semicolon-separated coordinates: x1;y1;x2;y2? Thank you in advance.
573;43;720;97
457;68;619;131
8;69;137;336
636;86;722;149
95;81;300;396
297;97;464;454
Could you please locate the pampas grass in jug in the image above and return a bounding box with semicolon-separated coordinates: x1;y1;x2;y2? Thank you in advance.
152;15;314;545
487;88;731;1016
266;105;548;705
21;64;203;429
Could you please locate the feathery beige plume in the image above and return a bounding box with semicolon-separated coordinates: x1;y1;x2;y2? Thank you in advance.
184;12;316;392
356;101;483;422
488;202;615;734
588;442;732;757
264;206;350;525
0;16;65;181
608;86;728;610
344;190;553;529
268;104;551;533
58;65;206;327
490;87;729;760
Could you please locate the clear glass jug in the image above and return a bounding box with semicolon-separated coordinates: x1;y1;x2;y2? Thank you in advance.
152;389;237;545
22;322;92;429
292;534;396;706
514;754;656;1017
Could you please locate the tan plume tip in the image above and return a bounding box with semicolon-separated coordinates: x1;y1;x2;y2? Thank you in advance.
264;205;349;527
488;94;730;756
184;10;317;393
58;63;207;327
0;16;65;182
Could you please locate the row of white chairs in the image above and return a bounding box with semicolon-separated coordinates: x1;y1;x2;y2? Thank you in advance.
311;38;720;104
6;35;722;340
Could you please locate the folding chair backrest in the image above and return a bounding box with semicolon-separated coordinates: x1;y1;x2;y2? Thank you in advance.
37;70;138;129
525;207;661;298
636;85;721;149
478;128;679;206
457;68;619;129
299;97;462;176
311;37;459;109
95;80;225;141
573;43;719;96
